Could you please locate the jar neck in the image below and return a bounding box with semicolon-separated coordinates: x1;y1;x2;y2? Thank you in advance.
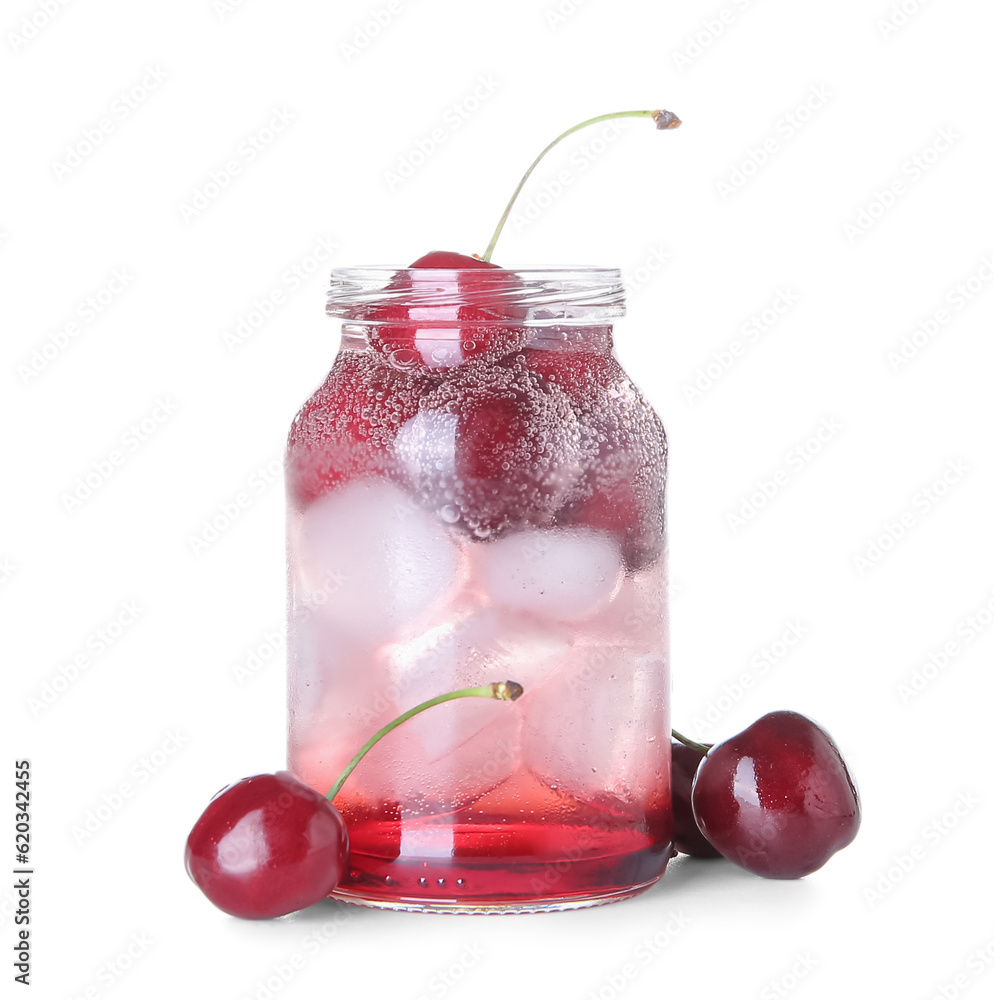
328;267;625;369
340;322;615;369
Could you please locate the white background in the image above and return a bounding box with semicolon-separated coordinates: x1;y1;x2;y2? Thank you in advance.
3;0;994;998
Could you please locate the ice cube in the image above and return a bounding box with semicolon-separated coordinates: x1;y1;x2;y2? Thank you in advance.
356;607;573;812
292;479;463;644
393;410;458;480
573;572;669;650
477;527;624;623
521;650;667;802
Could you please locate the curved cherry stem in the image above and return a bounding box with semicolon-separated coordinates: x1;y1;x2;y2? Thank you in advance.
672;729;712;755
325;681;523;802
480;108;681;263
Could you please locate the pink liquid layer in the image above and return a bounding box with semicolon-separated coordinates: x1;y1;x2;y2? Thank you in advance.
329;770;672;910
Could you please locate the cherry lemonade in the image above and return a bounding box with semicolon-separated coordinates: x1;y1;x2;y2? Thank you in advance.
286;265;672;911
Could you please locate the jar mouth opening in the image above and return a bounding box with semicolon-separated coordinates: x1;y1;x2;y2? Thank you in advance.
326;267;626;325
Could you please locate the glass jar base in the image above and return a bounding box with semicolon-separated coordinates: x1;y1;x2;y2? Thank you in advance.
329;875;661;914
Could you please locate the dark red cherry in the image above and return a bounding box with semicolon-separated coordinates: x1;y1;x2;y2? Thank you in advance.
523;349;666;569
691;711;860;879
365;255;526;370
670;741;722;858
286;351;430;507
185;772;348;919
401;363;582;536
409;250;501;268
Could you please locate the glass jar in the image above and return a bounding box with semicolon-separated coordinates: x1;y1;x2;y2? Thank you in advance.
286;266;671;912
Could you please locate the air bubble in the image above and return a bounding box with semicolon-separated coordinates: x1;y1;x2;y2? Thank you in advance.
440;505;460;524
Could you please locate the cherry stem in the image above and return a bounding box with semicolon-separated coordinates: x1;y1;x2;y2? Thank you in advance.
480;108;681;263
672;729;711;755
325;681;524;802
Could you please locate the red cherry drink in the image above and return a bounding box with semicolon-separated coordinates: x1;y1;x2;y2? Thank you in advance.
286;266;671;911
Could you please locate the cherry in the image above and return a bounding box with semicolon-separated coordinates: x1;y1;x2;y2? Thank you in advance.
365;266;528;371
689;711;860;878
286;351;429;507
186;682;522;918
521;348;666;568
670;740;722;858
402;363;582;536
380;109;682;370
185;772;348;920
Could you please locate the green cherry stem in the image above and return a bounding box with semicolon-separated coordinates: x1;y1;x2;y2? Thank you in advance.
671;729;711;755
325;680;524;802
480;108;682;263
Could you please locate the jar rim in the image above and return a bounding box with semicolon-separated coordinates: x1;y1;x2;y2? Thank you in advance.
326;267;626;324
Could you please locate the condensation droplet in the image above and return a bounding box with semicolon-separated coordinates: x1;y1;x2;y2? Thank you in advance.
456;878;465;887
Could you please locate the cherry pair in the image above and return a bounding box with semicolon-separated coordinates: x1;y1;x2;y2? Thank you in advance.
671;711;860;878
